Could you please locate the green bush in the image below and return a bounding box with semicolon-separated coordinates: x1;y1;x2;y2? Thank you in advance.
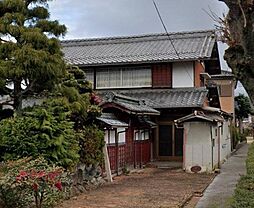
231;125;247;148
232;143;254;207
0;157;66;208
0;98;80;170
78;125;105;166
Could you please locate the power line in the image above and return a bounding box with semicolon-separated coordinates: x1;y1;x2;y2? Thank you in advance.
152;0;194;83
153;0;180;59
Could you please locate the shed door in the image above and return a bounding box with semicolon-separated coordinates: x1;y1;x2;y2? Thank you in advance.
159;125;173;156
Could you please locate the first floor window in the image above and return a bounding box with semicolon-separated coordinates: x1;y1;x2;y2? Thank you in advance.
134;129;150;141
104;128;126;144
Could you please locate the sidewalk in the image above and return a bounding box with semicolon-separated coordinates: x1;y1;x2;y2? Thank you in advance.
195;142;250;208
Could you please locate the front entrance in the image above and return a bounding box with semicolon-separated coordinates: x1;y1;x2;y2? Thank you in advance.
157;123;183;160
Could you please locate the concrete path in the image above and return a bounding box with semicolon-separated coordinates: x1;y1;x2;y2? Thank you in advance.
195;142;249;208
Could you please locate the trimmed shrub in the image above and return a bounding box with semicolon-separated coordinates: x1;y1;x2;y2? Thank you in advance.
232;143;254;207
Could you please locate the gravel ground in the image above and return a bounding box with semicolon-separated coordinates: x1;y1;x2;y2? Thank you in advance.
57;168;215;208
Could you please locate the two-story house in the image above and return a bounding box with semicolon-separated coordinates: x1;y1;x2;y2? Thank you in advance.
62;30;233;173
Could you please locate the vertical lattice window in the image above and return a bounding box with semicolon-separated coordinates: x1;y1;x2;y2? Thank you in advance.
96;67;151;89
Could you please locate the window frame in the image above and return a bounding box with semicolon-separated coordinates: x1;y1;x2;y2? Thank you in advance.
95;66;152;89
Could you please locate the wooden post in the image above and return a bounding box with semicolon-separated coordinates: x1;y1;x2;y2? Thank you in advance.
103;142;112;182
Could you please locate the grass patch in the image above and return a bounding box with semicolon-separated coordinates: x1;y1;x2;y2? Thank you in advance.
231;143;254;207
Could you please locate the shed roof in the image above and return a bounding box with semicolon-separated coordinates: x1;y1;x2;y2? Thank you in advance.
97;113;128;127
99;87;208;109
62;30;216;66
175;111;224;123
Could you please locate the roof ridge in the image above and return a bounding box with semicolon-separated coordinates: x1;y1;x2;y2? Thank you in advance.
61;29;216;46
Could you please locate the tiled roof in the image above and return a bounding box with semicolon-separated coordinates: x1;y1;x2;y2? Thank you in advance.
99;87;208;109
61;30;216;66
100;92;160;115
175;110;224;123
97;113;128;127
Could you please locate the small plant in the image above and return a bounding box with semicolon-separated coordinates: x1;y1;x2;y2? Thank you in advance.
0;157;66;208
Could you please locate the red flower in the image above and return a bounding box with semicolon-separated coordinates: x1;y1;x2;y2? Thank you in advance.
48;172;57;181
37;171;46;178
55;181;62;191
91;93;102;105
32;183;39;191
19;170;28;178
16;176;22;181
30;170;37;179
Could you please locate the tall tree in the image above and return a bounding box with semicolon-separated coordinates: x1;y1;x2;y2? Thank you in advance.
219;0;254;104
235;93;253;132
0;0;67;110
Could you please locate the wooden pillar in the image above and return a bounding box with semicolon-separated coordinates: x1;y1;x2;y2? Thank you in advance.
103;129;112;182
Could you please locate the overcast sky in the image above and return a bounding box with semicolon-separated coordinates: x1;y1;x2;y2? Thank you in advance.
47;0;246;95
48;0;228;39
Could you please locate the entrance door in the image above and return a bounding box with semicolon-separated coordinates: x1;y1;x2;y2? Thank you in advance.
158;124;183;160
159;125;173;156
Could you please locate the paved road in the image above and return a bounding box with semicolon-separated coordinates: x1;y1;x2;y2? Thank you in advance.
195;142;249;208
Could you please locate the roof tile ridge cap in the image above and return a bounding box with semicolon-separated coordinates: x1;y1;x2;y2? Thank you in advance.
61;29;216;44
61;33;165;44
115;93;140;103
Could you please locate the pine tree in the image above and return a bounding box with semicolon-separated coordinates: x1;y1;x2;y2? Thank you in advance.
0;0;67;110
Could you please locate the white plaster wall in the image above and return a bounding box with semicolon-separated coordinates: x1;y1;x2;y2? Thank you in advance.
220;121;231;163
184;122;214;173
172;62;194;88
212;126;219;169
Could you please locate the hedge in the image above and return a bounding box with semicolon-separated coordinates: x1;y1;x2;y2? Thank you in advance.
232;143;254;207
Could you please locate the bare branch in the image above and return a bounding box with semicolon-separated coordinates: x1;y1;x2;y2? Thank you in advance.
238;0;247;28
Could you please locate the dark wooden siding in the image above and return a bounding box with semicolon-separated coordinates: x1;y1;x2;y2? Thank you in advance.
152;63;172;88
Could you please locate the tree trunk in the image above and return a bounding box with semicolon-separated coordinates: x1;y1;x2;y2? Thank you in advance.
219;0;254;103
13;78;22;111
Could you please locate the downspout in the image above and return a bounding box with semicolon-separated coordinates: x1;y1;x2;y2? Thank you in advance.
210;125;214;170
218;123;222;169
115;129;119;175
183;127;187;170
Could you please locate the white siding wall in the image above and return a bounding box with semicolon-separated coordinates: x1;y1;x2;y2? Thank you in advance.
172;62;194;88
184;122;216;173
212;126;219;169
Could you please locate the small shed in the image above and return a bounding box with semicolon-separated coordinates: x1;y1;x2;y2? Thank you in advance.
176;110;231;173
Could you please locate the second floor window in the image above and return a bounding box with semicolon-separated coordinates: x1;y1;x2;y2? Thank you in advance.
96;67;152;89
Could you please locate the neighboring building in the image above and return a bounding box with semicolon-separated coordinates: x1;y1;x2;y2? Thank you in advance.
62;30;233;173
208;71;236;116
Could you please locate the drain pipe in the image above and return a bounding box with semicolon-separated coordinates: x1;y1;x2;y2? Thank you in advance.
210;125;214;170
218;123;222;169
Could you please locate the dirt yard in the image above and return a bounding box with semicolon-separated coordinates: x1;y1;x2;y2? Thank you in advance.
57;168;215;208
